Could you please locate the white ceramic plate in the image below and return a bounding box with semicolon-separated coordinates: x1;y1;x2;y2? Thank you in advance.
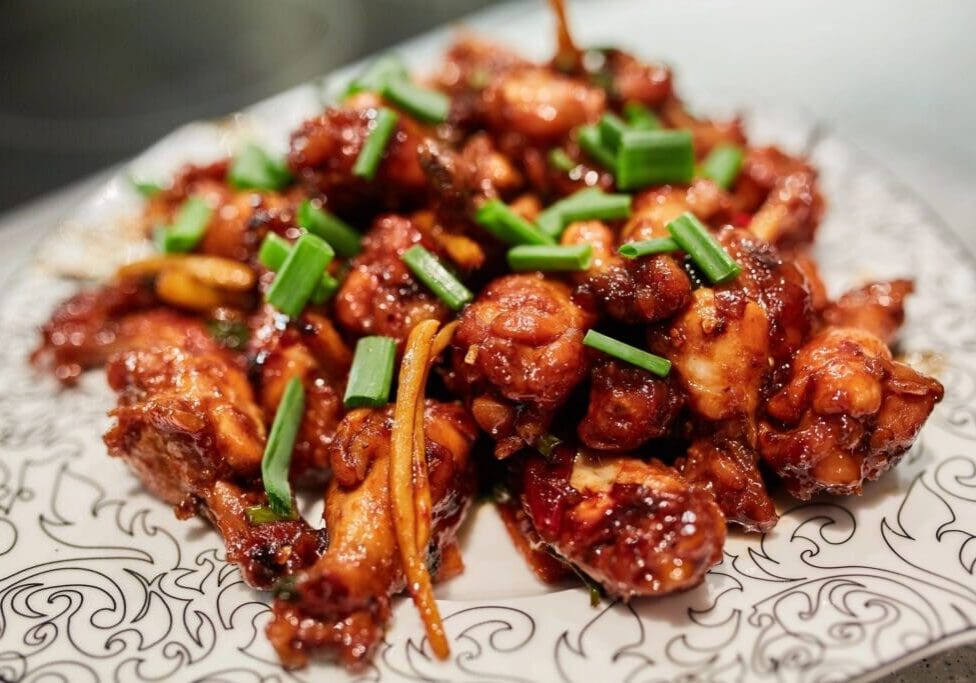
2;3;975;682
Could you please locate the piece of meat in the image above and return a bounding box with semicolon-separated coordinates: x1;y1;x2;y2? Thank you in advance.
334;214;450;347
563;219;691;324
578;357;684;451
660;97;746;158
452;273;591;457
601;49;673;107
418;134;523;217
520;448;725;598
759;327;944;499
267;401;478;670
677;436;778;532
33;277;158;383
822;279;913;345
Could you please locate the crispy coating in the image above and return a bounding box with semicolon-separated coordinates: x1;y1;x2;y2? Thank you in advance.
823;279;913;344
578;357;684;451
520;448;725;598
452;274;591;456
267;401;477;669
760;327;943;498
738;146;824;248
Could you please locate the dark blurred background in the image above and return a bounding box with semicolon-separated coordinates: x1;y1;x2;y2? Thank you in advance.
0;0;495;211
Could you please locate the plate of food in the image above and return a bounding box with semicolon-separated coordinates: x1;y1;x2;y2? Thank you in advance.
2;1;974;682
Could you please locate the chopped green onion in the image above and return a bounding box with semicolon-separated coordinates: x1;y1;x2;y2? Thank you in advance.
597;113;629;152
616;129;694;190
261;376;305;517
536;188;632;238
583;330;671;377
401;245;473;310
618;236;680;259
297;199;362;257
344;54;409;98
266;234;334;318
352;108;398;181
132;178;164;198
623;101;661;130
701;144;744;190
156;196;213;254
548;148;577;172
207;319;250;351
474;199;555;246
257;233;338;304
246;504;298;524
577;124;617;170
228;144;292;191
382;78;450;124
344;336;397;408
507;244;593;272
667;211;741;284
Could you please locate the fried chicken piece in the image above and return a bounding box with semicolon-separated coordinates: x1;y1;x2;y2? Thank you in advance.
334;214;450;347
578;357;684;451
520;448;725;598
660;97;746;157
562;219;691;324
677;436;778;532
267;401;477;670
600;49;673;107
452;274;592;457
33;276;158;383
288;103;428;212
759;327;944;499
418;134;523;217
822;279;913;344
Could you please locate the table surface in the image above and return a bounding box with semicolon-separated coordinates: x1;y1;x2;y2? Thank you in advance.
1;1;974;679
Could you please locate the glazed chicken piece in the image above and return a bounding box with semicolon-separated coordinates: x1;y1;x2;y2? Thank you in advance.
268;401;478;669
660;97;746;158
520;448;725;597
578;357;684;451
822;279;913;344
594;48;673;108
334;214;451;347
288;101;429;213
452;273;592;457
103;311;326;587
759;327;943;499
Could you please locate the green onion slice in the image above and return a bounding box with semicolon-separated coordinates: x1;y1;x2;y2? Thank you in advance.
548;148;577;172
667;211;741;284
616;129;694;190
382;78;450;124
597;113;629;152
401;245;473;311
701;144;744;190
297;199;362;257
344;336;397;408
344;54;409;98
618;236;680;259
245;504;299;524
583;330;671;377
352;108;398;181
257;233;338;304
261;376;305;517
266;234;335;318
156;196;213;254
577;124;617;170
228;144;293;191
474;199;555;246
507;244;593;272
132;178;164;198
536;188;632;237
623;101;661;130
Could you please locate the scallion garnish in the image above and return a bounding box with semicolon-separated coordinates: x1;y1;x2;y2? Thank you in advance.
352;108;398;181
577;124;617;170
623;101;661;130
257;233;338;304
701;144;744;190
261;376;305;517
156;196;213;254
597;113;629;151
536;188;633;237
344;54;409;97
245;504;298;524
507;244;593;272
616;129;694;190
382;78;450;124
549;148;577;172
618;236;680;259
343;336;397;408
474;199;555;246
228;144;292;191
266;234;335;317
667;211;741;284
401;245;473;310
583;330;671;377
297;199;362;257
133;179;164;198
